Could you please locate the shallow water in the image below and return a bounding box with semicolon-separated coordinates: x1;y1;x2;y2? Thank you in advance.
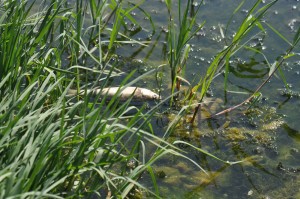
31;0;300;198
113;0;300;198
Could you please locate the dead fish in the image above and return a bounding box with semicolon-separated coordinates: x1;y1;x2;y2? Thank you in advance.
67;87;161;101
101;87;160;101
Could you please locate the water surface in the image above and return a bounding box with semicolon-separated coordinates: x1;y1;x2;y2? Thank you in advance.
115;0;300;198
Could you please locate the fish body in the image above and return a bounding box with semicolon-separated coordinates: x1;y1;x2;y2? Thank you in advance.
68;87;160;101
99;87;160;101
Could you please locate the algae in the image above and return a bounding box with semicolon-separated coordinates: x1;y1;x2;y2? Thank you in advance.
157;100;288;197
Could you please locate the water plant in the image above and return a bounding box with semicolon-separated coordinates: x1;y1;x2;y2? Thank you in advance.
164;0;204;101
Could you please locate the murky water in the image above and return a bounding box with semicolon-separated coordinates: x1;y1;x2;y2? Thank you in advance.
31;0;300;198
114;0;300;198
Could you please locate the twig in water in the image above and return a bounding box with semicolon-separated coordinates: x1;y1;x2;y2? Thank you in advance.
211;44;298;118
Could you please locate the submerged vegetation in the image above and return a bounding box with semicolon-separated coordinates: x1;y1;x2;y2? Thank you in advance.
0;0;299;198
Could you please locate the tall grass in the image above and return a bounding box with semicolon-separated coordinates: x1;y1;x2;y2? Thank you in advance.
0;1;159;198
164;0;204;103
0;0;215;198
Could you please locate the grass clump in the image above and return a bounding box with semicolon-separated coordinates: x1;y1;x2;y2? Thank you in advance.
0;0;212;198
0;1;168;198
